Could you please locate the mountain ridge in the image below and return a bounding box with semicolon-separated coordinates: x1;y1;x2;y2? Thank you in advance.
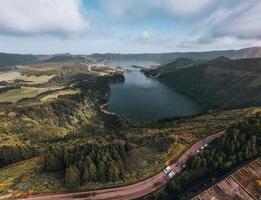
145;56;261;109
89;47;261;62
1;47;261;68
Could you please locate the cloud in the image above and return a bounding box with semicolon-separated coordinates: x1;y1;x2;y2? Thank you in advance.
0;0;260;53
176;33;261;52
138;30;159;44
101;0;217;21
101;0;261;41
220;1;261;39
163;0;216;16
119;30;177;51
0;0;89;35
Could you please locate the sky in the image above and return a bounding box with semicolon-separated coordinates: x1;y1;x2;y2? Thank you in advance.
0;0;261;54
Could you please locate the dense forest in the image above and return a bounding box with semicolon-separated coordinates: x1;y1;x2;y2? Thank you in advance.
44;140;128;188
0;144;36;166
155;114;261;200
146;57;261;110
0;67;125;167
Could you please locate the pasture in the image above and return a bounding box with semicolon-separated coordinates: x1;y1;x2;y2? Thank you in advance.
40;89;81;102
0;87;53;103
0;71;55;84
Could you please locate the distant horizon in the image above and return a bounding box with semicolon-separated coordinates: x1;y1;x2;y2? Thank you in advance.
1;46;260;56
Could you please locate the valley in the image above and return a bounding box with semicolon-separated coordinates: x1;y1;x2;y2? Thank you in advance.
0;51;260;199
1;1;261;199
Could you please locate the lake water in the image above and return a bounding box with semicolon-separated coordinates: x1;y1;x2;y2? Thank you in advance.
107;60;203;121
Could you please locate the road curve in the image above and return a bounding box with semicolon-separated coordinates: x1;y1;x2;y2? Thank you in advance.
24;130;225;200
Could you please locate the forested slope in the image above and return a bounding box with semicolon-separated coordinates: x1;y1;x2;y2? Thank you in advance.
152;57;261;109
0;53;39;67
159;114;261;199
89;47;261;63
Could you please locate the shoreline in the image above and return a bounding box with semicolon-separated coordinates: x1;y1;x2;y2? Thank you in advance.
100;102;117;116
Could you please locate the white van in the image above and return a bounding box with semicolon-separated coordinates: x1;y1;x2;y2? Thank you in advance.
164;166;171;174
168;171;175;178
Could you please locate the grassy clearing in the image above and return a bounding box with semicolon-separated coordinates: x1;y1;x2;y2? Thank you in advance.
0;87;53;103
40;89;81;102
0;71;21;82
165;143;188;165
15;74;55;84
0;157;65;198
0;71;55;84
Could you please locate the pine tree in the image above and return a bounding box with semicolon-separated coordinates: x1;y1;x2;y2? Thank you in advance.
107;161;120;182
65;165;81;189
89;162;97;181
97;161;106;182
44;151;63;172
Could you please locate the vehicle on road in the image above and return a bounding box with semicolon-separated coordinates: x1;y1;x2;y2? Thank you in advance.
164;166;171;174
196;149;200;153
200;146;204;150
26;131;224;200
167;171;175;178
204;144;208;147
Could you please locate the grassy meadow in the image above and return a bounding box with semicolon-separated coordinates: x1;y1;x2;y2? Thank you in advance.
40;89;81;102
0;71;55;84
0;87;52;103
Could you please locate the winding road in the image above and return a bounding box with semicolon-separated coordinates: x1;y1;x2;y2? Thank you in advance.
25;130;224;200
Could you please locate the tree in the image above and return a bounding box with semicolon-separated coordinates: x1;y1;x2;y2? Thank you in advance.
65;165;81;189
222;161;232;170
107;161;120;182
44;151;63;172
89;162;97;181
119;143;127;161
97;161;106;182
250;136;257;155
164;182;174;194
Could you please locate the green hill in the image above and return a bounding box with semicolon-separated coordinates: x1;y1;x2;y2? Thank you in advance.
42;54;87;63
89;47;261;63
0;53;39;67
143;58;200;77
149;57;261;109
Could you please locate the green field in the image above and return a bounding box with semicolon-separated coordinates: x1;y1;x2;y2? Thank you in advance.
0;87;53;103
0;71;55;84
40;89;81;102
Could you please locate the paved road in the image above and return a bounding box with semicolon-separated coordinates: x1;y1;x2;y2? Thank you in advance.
25;131;224;200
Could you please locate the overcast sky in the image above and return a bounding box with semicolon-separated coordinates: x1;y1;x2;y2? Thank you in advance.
0;0;260;54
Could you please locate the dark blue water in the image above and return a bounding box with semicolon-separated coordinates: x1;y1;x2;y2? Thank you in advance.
107;60;202;121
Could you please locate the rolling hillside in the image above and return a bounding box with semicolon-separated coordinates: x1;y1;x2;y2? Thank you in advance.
0;53;89;68
147;57;261;109
89;47;261;63
1;46;261;68
0;53;39;67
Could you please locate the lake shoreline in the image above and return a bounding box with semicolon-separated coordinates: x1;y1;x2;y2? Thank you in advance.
106;60;203;121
